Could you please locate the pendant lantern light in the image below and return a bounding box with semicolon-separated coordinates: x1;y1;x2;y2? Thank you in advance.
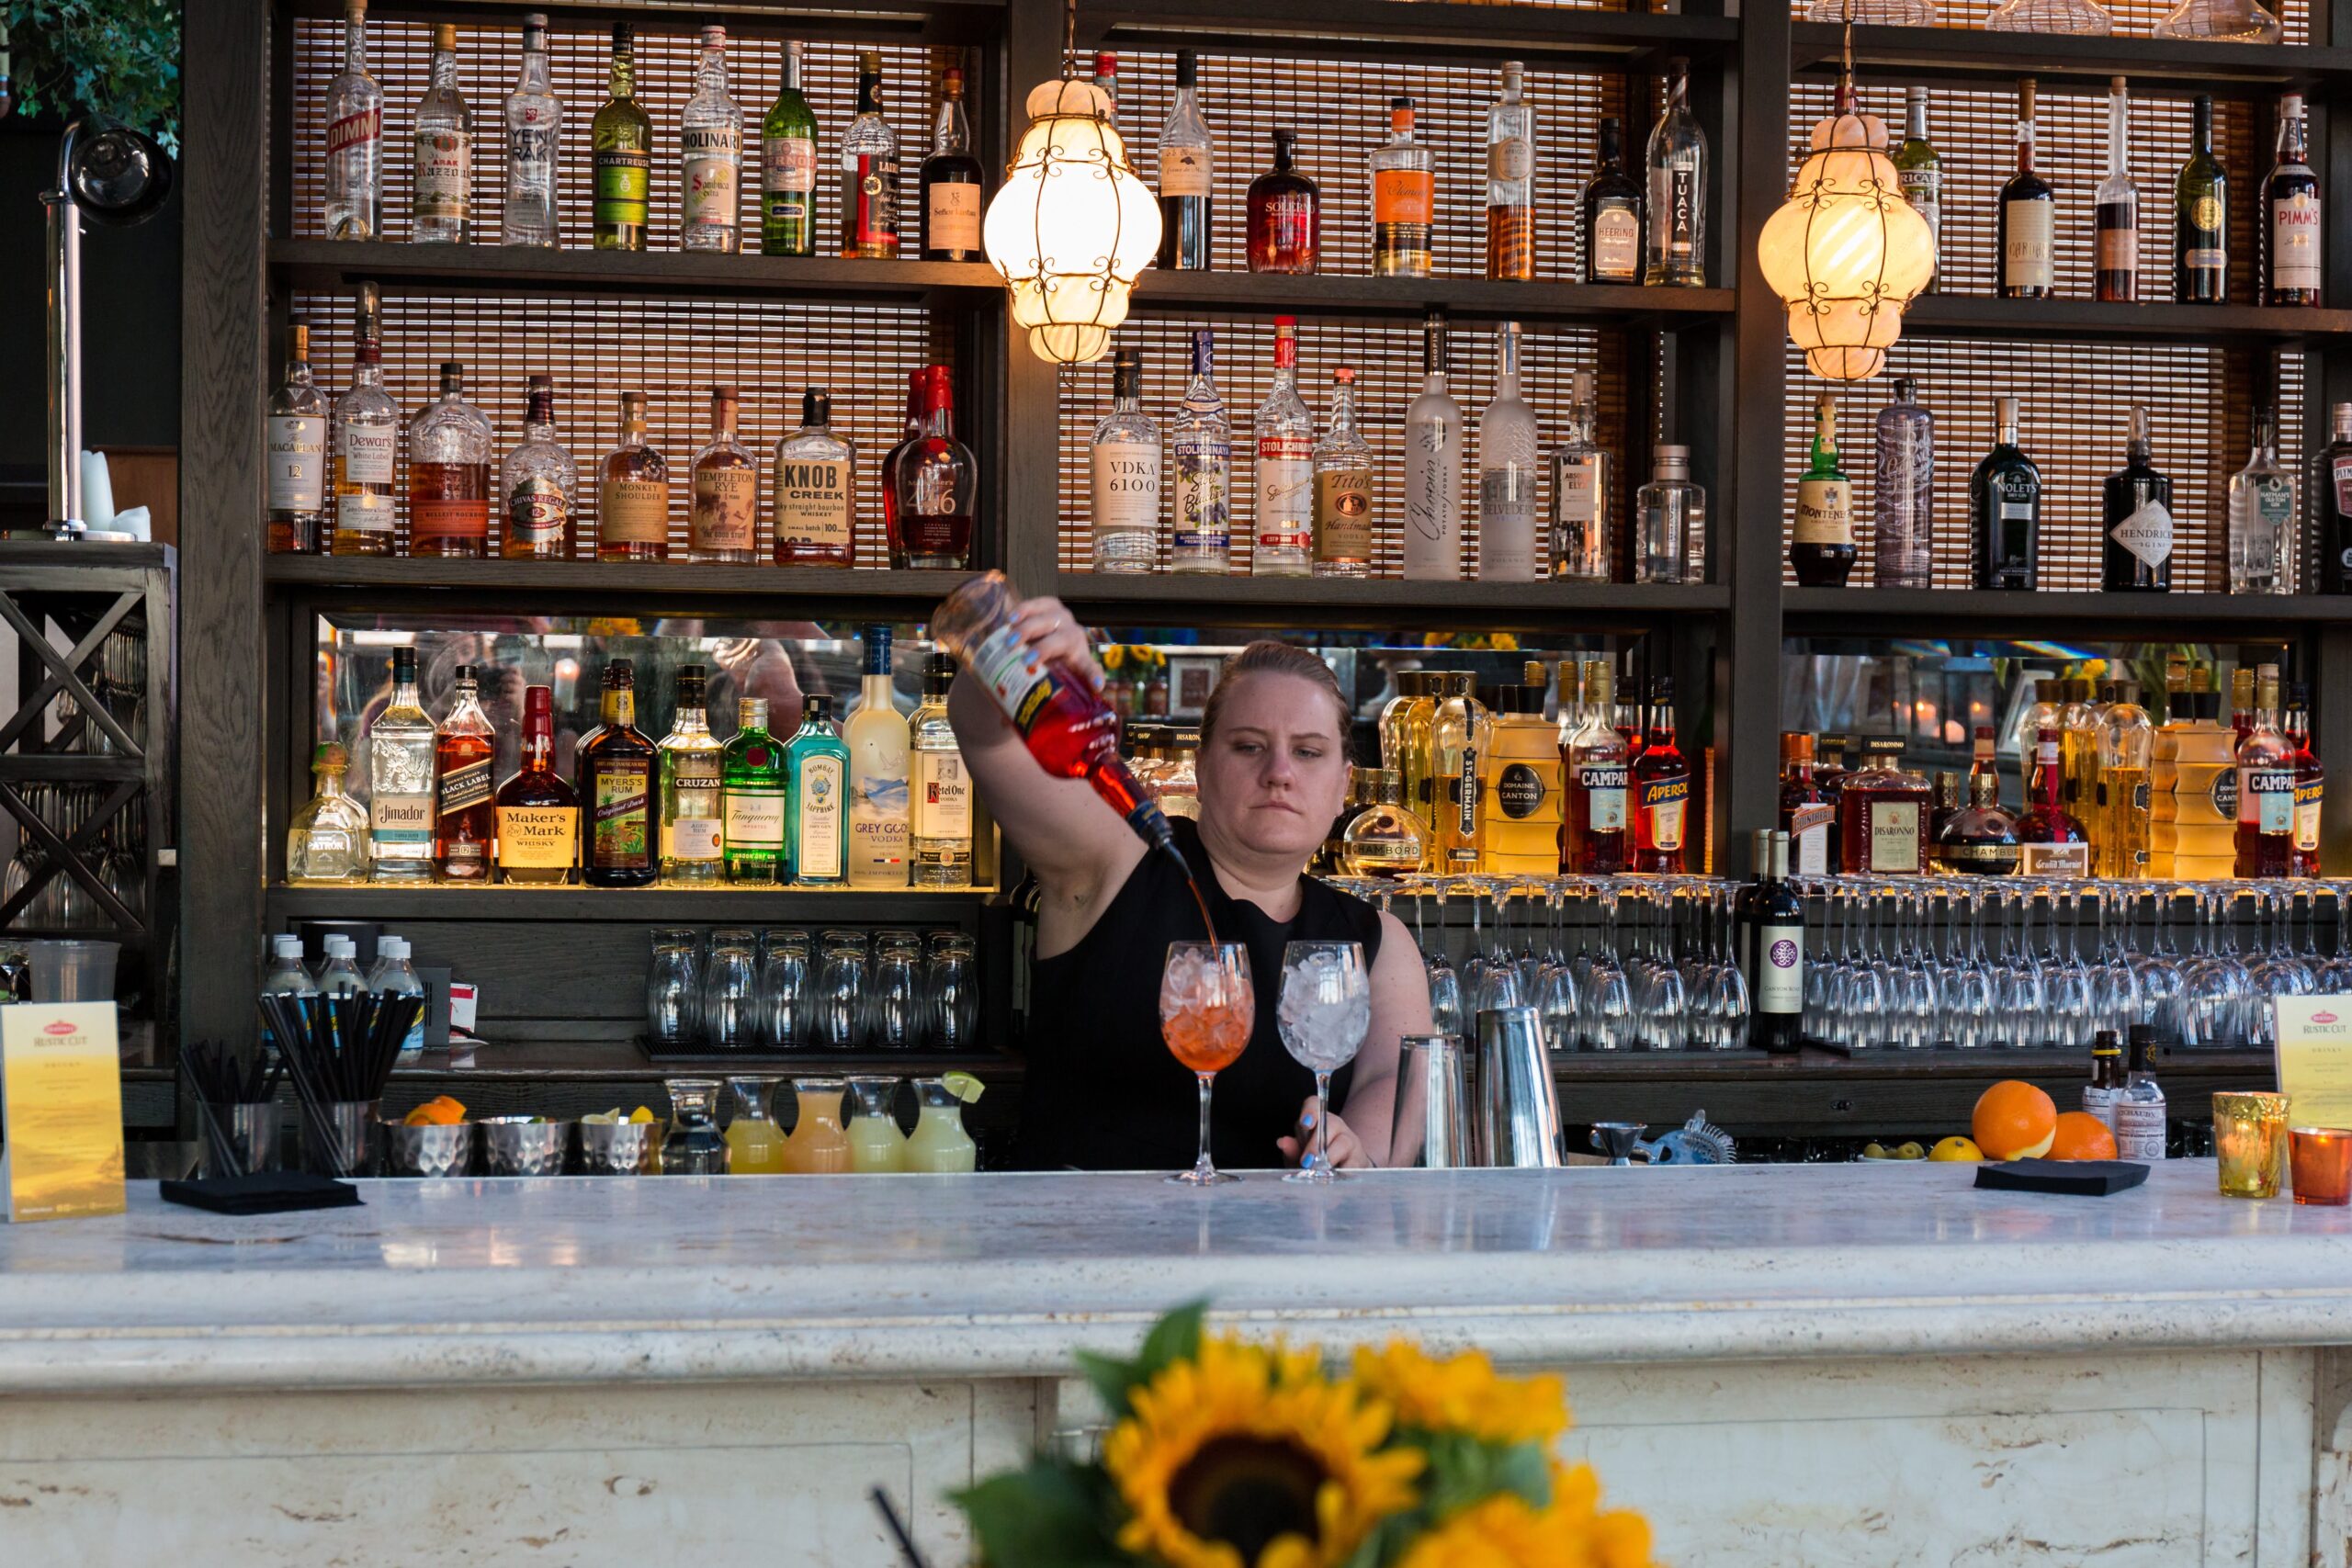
982;2;1162;366
1757;25;1935;381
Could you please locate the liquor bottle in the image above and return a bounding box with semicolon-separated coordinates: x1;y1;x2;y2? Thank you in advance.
1894;88;1940;292
494;684;576;885
2175;94;2228;304
910;653;974;888
408;361;493;558
1573;117;1644;288
887;366;977;569
1246;128;1318;274
1630;677;1690;873
433;662;496;882
846;626;912;888
575;659;657;888
1549;369;1610;581
597;390;670;562
1157;51;1213;271
2226;406;2293;593
323;0;383;240
2289;683;2323;876
1938;771;2021;875
1481;683;1562;876
1340;768;1430;876
1311;366;1374;580
773;388;855;567
680;24;743;254
2098;679;2154;878
2322;402;2352;593
1485;62;1533;281
1474;322;1541;581
787;694;851;886
591;24;652;251
1431;675;1488;874
1778;732;1833;876
368;645;437;883
1564;661;1629;874
1838;738;1931;875
1251;318;1314;577
288;741;371;884
2084;1031;2125;1131
2101;404;2172;592
1091;348;1161;573
1643;60;1706;287
1402;311;1464;581
761;41;819;257
2060;677;2103;829
1400;672;1443;845
1871;377;1932;589
917;66;985;262
2115;1027;2167;1160
2095;76;2138;302
2015;726;2092;874
841;51;900;259
501;374;576;561
690;386;756;563
1969;395;2039;590
2263;93;2322;307
265;320;327;555
1169;330;1231;574
501;13;560;248
2234;665;2293;877
720;698;787;884
411;24;472;243
1634;446;1705;584
1370;96;1433;278
1752;832;1807;1052
2232;664;2256;745
1790;392;1855;588
1997;79;2053;299
652;665;724;884
1093;52;1119;125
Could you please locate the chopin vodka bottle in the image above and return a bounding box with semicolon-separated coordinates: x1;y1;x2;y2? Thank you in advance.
1170;330;1231;574
501;13;560;247
1871;377;1933;588
1402;311;1464;580
323;0;383;240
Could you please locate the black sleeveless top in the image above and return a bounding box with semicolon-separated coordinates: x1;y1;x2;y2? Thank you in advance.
1018;817;1384;1171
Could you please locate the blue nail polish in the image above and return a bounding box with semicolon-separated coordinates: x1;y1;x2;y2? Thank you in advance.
1301;1111;1317;1130
1301;1152;1318;1169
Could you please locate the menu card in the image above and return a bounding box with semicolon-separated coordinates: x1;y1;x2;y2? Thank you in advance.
0;1002;125;1223
2273;996;2352;1131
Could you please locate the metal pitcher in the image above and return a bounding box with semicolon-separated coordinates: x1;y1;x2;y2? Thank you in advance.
1475;1007;1565;1168
1390;1034;1474;1169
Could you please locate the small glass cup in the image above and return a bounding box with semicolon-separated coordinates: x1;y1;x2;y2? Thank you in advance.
868;941;922;1049
702;929;760;1050
817;937;867;1051
2212;1090;2290;1199
646;928;702;1048
2290;1126;2352;1206
662;1077;727;1175
760;931;812;1050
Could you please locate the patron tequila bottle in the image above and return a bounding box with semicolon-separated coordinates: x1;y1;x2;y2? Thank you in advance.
658;665;725;884
494;685;576;885
1170;331;1231;574
679;25;743;254
368;646;437;883
760;41;819;257
323;0;382;240
1311;367;1374;580
288;742;371;884
774;389;855;566
433;663;496;882
500;375;576;560
501;13;560;247
1091;349;1161;572
910;653;974;888
410;24;472;243
720;698;787;884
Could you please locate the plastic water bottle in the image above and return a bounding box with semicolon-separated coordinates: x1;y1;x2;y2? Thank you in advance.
260;934;318;1061
368;936;428;1057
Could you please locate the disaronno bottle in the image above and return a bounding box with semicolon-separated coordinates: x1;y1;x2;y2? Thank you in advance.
774;389;855;566
1835;738;1929;875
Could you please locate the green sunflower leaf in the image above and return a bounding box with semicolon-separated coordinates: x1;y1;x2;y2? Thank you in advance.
1412;1432;1553;1518
1075;1300;1209;1416
952;1459;1127;1568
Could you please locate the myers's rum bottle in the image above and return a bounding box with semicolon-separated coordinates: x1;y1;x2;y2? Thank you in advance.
1629;677;1690;873
576;659;658;888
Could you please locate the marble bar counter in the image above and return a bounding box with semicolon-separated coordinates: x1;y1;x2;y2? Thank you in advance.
3;1164;2349;1565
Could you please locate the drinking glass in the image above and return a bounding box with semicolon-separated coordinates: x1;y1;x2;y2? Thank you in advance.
760;930;812;1050
701;928;761;1050
817;934;868;1051
2086;887;2142;1047
926;931;979;1051
2129;888;2188;1043
1276;940;1371;1184
1419;888;1464;1040
1160;941;1254;1185
646;928;702;1049
2041;889;2095;1054
1940;887;1996;1051
1582;887;1633;1052
868;937;922;1050
2317;886;2352;993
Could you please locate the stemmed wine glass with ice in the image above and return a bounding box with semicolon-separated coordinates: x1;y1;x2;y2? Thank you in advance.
1160;942;1255;1185
1276;940;1371;1185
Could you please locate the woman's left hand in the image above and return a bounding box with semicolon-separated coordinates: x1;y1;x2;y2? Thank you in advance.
1277;1098;1369;1170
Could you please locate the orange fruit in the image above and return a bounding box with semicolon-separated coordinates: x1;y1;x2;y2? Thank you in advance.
402;1095;467;1127
2048;1111;2118;1162
1972;1080;2058;1161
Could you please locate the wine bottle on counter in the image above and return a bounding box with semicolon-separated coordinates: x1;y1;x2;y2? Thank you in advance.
1748;831;1806;1054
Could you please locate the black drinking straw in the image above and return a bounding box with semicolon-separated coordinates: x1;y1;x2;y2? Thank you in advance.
867;1488;933;1568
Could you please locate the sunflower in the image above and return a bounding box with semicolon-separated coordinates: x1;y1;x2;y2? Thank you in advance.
1388;1480;1654;1568
1104;1336;1423;1568
1351;1342;1567;1447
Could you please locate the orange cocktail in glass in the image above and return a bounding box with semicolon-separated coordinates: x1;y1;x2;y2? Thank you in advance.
1161;942;1254;1185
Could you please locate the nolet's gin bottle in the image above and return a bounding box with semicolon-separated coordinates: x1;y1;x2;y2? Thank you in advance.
1871;377;1933;588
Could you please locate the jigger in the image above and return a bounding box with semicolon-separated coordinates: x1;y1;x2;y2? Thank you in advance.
1390;1034;1473;1168
1589;1122;1647;1167
1475;1007;1566;1168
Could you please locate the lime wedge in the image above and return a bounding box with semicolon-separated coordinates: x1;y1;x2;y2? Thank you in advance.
942;1071;986;1104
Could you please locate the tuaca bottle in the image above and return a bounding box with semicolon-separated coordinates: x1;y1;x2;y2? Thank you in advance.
494;684;576;885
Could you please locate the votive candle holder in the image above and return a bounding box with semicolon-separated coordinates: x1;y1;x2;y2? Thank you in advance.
2290;1127;2352;1207
2212;1091;2290;1199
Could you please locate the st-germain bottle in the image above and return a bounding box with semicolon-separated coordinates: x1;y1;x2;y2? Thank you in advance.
841;51;900;259
1871;377;1932;589
1644;61;1706;286
845;625;912;888
1251;318;1314;577
1789;392;1854;587
1402;311;1464;581
1091;348;1161;573
408;361;493;558
2263;92;2322;306
1370;96;1433;278
1751;832;1806;1052
1998;79;2053;299
2095;76;2138;302
2175;94;2228;303
658;665;724;883
323;0;383;240
1581;117;1643;285
266;320;327;555
433;662;497;882
910;654;974;888
2320;402;2352;593
720;698;786;884
1549;369;1610;581
1894;88;1940;291
502;13;560;247
597;390;670;562
1630;677;1690;873
690;387;756;563
1969;395;2039;589
920;65;985;261
368;646;436;883
591;24;651;251
888;366;977;569
788;694;851;886
2101;403;2173;592
1157;51;1213;271
331;288;398;557
494;685;577;885
411;24;472;243
1311;366;1374;579
680;24;743;254
761;41;819;257
2227;405;2293;593
1170;330;1231;574
1247;128;1318;274
576;660;657;888
773;389;855;566
1476;321;1540;581
1485;62;1533;281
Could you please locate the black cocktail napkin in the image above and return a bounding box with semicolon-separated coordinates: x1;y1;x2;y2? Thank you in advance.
1974;1159;2149;1196
159;1172;365;1214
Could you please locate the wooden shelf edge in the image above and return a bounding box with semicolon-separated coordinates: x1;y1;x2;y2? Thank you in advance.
267;885;1000;919
265;556;979;603
1058;573;1730;617
1093;0;1736;60
1792;22;2352;88
1130;270;1735;324
1781;587;2350;626
271;239;1001;302
1902;294;2352;344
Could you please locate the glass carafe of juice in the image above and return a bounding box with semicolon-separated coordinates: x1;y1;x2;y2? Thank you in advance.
725;1076;787;1173
904;1077;978;1172
783;1077;853;1173
846;1075;908;1172
662;1077;727;1175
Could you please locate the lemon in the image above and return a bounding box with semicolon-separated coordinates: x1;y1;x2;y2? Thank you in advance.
1896;1141;1926;1160
1861;1142;1889;1160
581;1111;617;1126
1928;1136;1984;1163
942;1071;986;1104
629;1105;656;1124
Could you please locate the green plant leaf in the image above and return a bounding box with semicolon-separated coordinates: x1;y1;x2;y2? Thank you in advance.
1075;1300;1208;1416
952;1459;1129;1568
1411;1432;1552;1520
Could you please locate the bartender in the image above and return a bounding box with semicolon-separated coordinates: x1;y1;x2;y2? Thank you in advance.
950;597;1431;1171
